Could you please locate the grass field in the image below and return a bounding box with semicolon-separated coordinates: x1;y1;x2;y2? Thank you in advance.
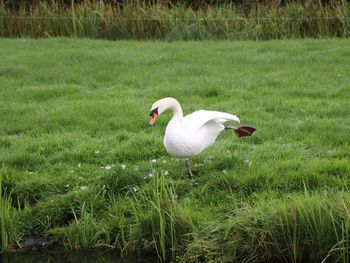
0;38;350;262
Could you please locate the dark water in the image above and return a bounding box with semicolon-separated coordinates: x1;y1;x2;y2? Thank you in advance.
1;251;158;263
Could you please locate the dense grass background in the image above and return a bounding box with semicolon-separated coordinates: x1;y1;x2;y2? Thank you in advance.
1;0;349;40
0;38;350;262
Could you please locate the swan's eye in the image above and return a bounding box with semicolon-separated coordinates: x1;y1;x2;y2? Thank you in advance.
149;108;158;116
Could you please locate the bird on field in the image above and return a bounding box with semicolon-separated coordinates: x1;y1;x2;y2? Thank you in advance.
149;97;256;179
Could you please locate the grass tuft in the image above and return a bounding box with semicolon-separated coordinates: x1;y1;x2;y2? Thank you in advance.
50;202;105;250
130;173;193;261
0;174;21;252
217;192;350;263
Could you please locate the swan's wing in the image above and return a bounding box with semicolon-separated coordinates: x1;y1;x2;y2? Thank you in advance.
183;110;240;134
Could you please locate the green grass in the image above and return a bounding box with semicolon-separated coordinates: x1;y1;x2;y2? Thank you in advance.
130;173;193;261
0;173;22;252
0;38;349;261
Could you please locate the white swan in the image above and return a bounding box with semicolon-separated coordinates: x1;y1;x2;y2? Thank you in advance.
149;97;255;178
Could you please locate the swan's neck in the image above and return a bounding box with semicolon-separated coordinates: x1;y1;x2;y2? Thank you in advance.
165;98;183;123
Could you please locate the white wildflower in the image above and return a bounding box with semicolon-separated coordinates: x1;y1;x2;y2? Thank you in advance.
151;159;157;163
148;173;153;178
132;186;138;192
80;186;88;191
105;164;112;170
94;150;100;154
164;171;169;176
121;164;126;170
244;160;252;167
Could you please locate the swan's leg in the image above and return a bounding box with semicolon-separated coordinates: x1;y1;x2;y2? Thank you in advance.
184;159;194;179
225;125;238;131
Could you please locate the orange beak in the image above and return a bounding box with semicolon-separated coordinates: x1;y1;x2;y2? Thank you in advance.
149;113;158;127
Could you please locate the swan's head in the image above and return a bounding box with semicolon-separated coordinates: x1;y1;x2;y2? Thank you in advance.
149;98;173;127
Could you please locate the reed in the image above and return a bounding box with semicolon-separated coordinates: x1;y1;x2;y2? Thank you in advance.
0;0;349;40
